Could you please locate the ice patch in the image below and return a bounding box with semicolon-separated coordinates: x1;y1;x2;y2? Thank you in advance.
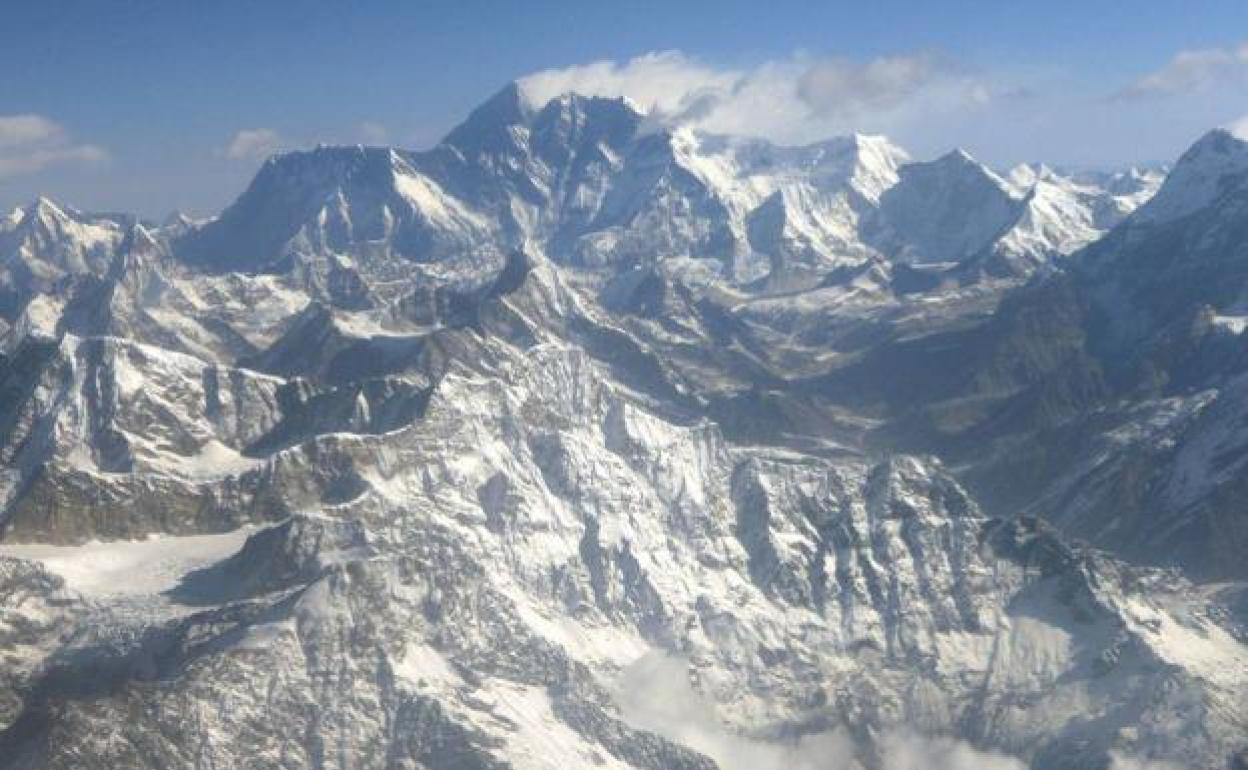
1212;314;1248;334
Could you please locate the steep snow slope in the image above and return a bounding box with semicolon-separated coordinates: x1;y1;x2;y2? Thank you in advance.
979;165;1166;277
874;149;1022;265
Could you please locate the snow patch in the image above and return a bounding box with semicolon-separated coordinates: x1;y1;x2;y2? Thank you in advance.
0;528;255;598
478;680;635;770
392;641;461;688
1212;314;1248;334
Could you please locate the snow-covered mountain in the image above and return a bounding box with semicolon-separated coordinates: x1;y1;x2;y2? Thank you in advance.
174;84;1160;298
976;164;1165;277
0;86;1245;770
0;198;127;319
816;128;1248;581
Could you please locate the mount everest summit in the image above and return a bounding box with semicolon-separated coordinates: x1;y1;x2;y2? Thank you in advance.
0;83;1244;770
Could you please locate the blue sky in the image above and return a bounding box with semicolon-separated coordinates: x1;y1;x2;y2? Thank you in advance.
2;0;1247;217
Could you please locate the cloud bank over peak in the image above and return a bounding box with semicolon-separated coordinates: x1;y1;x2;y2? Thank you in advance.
1228;114;1248;141
222;128;285;162
517;50;993;145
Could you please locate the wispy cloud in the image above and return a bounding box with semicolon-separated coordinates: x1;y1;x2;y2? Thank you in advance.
1228;114;1248;140
518;50;995;145
1108;751;1183;770
797;52;978;114
0;114;107;179
615;652;1026;770
0;115;65;149
519;51;739;117
879;731;1025;770
615;652;856;770
222;128;284;161
1116;40;1248;99
356;122;390;145
220;123;390;159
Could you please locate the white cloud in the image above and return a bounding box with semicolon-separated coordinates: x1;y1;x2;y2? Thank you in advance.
221;123;389;160
517;50;993;145
0;114;107;179
1107;751;1183;770
1227;114;1248;141
519;51;739;116
356;122;390;145
0;145;108;179
1117;40;1248;99
615;653;856;770
879;731;1026;770
0;115;65;149
222;128;284;161
797;52;954;114
615;653;1027;770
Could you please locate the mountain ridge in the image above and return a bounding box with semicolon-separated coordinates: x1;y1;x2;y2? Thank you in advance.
154;82;1166;292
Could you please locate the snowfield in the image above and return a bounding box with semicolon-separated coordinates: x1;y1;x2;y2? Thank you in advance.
0;528;254;598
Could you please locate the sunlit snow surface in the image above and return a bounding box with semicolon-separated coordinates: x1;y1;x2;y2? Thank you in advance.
0;528;253;598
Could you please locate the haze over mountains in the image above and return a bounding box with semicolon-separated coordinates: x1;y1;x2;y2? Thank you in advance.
0;83;1244;770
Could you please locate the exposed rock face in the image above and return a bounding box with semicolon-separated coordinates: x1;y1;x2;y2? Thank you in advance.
2;342;1244;769
0;89;1244;769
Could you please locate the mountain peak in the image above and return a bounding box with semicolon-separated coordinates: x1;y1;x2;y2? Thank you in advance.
1191;126;1247;152
932;147;981;168
129;221;160;250
248;143;401;195
26;195;69;224
529;90;643;131
161;210;203;229
903;147;1011;193
444;83;646;162
790;132;909;202
1133;128;1248;225
842;132;909;164
14;196;108;243
441;81;533;155
844;135;909;202
179;135;494;273
878;145;1020;264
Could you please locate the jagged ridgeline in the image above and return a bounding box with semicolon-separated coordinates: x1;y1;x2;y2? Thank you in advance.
0;84;1244;770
